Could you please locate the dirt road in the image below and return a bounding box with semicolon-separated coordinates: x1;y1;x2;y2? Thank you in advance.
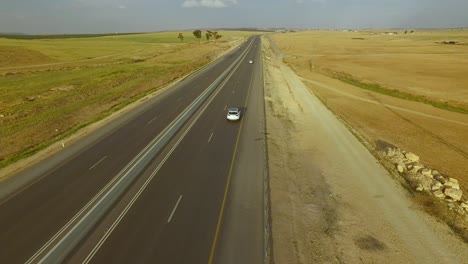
263;37;468;263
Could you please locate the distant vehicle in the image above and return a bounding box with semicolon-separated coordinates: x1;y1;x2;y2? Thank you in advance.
249;60;253;64
227;107;241;121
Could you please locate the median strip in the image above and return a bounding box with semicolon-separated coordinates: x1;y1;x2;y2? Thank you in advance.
26;38;255;264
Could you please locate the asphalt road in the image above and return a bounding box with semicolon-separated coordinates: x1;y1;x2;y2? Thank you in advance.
0;36;265;263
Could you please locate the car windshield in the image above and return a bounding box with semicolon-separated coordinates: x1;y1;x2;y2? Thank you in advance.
228;111;238;115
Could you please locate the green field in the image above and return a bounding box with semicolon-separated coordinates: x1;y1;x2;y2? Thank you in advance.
0;33;145;40
0;31;257;170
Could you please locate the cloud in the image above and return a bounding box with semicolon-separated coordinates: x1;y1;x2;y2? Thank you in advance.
181;0;237;8
118;5;127;9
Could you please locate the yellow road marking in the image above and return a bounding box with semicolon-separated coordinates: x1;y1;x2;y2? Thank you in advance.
207;44;257;264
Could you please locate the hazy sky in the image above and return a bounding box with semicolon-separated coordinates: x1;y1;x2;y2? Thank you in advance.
1;0;468;34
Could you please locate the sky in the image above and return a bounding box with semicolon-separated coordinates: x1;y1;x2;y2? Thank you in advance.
1;0;468;34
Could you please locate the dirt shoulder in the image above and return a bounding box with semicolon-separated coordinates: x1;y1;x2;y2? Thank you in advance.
263;36;468;263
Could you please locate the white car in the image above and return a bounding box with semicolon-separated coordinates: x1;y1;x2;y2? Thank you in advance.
227;107;241;121
249;60;253;64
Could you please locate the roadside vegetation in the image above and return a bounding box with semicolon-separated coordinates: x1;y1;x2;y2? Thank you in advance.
0;30;255;170
322;69;468;114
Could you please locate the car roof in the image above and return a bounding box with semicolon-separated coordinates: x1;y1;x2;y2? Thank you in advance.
227;107;239;112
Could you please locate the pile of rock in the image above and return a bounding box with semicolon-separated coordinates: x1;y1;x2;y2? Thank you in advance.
381;147;467;215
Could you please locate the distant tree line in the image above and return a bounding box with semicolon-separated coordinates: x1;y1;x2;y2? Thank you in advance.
177;30;222;43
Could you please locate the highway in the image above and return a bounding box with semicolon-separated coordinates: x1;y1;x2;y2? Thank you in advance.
0;36;265;263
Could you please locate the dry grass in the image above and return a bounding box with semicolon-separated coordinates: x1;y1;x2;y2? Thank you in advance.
270;29;468;191
269;29;468;244
0;31;256;168
273;29;468;111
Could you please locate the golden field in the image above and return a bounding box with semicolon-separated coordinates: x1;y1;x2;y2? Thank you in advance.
270;29;468;189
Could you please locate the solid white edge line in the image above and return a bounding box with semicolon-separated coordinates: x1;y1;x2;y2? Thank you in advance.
82;40;253;263
27;36;255;264
167;195;183;223
89;156;108;170
28;67;212;263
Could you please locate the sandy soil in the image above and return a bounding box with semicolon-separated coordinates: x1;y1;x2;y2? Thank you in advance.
263;36;468;264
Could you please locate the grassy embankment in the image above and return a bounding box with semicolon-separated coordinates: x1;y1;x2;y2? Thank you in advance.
327;71;468;114
0;31;255;170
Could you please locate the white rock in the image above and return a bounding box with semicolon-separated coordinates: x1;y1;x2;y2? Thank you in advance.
433;190;444;199
431;181;443;191
405;152;420;162
416;185;424;192
421;168;432;178
388;150;405;163
396;163;405;173
448;178;458;184
444;188;463;201
461;202;468;209
434;175;447;184
431;170;440;176
444;181;460;190
410;163;424;173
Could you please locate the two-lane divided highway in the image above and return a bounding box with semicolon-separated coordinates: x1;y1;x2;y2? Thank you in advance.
0;36;265;264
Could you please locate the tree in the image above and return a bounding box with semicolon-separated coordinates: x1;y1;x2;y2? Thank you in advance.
210;31;222;43
193;30;202;42
205;32;211;41
178;33;184;42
